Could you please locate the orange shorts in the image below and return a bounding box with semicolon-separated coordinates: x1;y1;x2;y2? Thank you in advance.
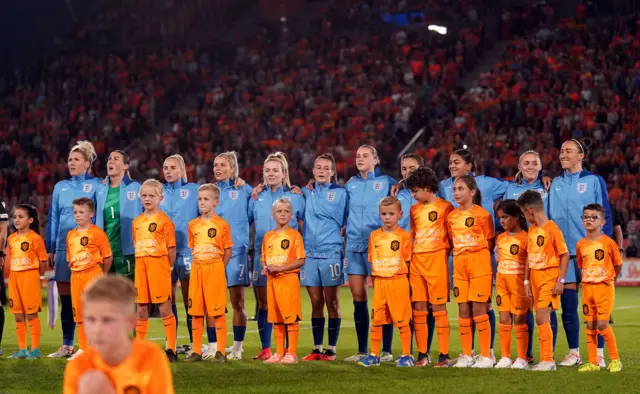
453;249;492;303
582;282;614;322
135;256;172;304
188;262;227;317
496;273;528;315
267;273;301;324
530;268;559;311
71;265;103;322
372;276;412;327
410;250;450;304
8;269;41;315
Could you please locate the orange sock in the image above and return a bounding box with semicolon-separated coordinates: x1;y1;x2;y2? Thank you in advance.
77;321;88;350
275;324;286;355
499;323;512;359
215;315;227;356
399;324;412;356
370;325;383;356
586;328;598;364
16;321;27;349
413;310;428;354
459;317;473;356
136;319;149;340
599;326;619;361
474;314;491;358
287;322;299;356
434;310;450;355
515;324;528;360
192;317;204;355
163;315;177;352
538;322;553;362
28;317;41;350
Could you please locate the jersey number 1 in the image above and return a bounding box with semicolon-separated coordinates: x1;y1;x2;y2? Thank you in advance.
110;206;115;219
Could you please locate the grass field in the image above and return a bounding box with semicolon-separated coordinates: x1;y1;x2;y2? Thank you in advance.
0;287;638;393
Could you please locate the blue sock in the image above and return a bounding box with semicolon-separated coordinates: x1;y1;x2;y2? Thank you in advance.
550;310;558;350
426;312;436;353
471;320;476;351
172;303;179;333
409;320;414;354
488;309;496;350
353;301;369;354
233;325;247;342
382;324;394;353
311;318;326;347
207;327;217;344
258;309;272;349
60;295;75;347
526;312;535;358
328;318;341;347
561;289;580;349
285;325;289;349
597;334;605;349
184;305;193;343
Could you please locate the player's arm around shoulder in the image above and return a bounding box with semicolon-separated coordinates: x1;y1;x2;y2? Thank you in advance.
222;220;233;266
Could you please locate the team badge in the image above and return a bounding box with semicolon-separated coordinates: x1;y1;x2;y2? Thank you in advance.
453;287;460;298
373;182;383;191
595;249;605;261
180;189;190;200
300;270;306;280
390;240;400;251
577;183;587;193
465;217;474;227
123;386;141;394
496;295;502;306
428;211;438;222
343;258;349;268
82;183;93;193
281;239;290;250
148;223;157;232
327;192;336;202
510;244;519;255
80;237;89;246
229;190;238;200
582;304;590;316
127;191;137;201
253;271;259;281
20;242;29;252
208;228;217;238
536;235;545;247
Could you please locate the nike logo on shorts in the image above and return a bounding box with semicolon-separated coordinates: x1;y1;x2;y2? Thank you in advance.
215;307;223;311
479;328;487;332
436;296;444;300
397;320;404;323
156;296;162;299
285;315;292;319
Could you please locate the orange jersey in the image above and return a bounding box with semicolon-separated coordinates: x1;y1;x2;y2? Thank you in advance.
527;220;568;270
188;215;233;264
261;227;306;276
496;230;528;275
410;198;453;254
368;227;412;278
447;205;494;255
576;235;623;284
63;339;174;394
66;225;112;272
6;230;47;272
132;212;176;258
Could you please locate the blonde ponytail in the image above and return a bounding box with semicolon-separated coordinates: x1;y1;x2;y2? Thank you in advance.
164;154;188;182
215;151;240;178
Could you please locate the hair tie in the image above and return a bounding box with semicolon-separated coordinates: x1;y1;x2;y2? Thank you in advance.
571;139;584;153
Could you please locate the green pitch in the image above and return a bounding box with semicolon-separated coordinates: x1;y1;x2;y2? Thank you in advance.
1;287;639;393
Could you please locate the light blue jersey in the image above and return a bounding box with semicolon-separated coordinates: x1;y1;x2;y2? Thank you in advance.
549;170;612;283
503;178;549;214
248;186;305;286
301;182;348;287
95;175;143;256
215;179;253;286
439;174;509;219
397;184;417;232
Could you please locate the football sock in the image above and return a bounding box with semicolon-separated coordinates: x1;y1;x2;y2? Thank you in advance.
434;310;450;355
526;312;535;358
192;316;204;355
287;323;299;356
312;317;325;347
515;324;528;360
233;325;247;343
459;317;473;356
399;324;411;356
597;334;605;349
382;324;393;354
539;322;553;362
258;309;272;349
275;324;286;356
413;310;428;354
561;289;580;349
207;327;217;346
370;325;382;356
215;315;227;356
550;310;558;349
77;321;87;350
16;321;27;349
136;319;149;340
353;301;369;354
586;328;598;365
328;318;341;348
426;311;436;353
488;309;496;350
60;295;75;347
185;305;193;343
29;317;41;350
599;326;619;361
172;303;179;338
499;323;512;360
163;315;177;352
474;314;491;358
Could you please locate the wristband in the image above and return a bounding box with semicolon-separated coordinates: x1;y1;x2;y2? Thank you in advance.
557;278;565;284
524;280;530;285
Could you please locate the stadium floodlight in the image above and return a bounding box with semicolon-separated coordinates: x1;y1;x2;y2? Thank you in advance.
428;25;447;35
